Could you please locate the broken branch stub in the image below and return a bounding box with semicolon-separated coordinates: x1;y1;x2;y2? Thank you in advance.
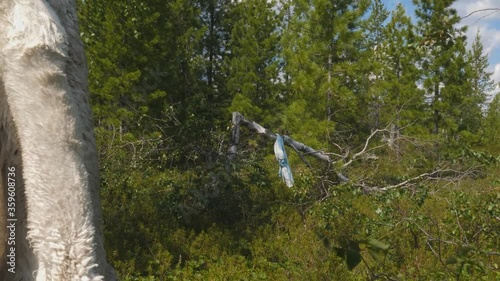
227;112;348;182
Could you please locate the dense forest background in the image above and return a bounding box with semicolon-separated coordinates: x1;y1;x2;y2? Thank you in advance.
76;0;499;280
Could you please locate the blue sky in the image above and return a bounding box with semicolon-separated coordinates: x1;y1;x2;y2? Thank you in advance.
382;0;500;97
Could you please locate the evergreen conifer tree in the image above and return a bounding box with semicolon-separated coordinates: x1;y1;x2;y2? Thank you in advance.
281;0;369;145
379;4;425;147
225;0;282;124
413;0;468;139
461;31;494;140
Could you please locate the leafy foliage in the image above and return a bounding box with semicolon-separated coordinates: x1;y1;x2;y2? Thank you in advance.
77;0;500;280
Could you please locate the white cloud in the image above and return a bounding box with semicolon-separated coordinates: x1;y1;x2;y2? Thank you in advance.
464;24;500;54
452;0;500;89
453;0;500;53
488;63;500;98
480;63;500;102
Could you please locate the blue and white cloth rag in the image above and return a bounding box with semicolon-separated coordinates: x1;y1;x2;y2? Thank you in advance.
274;134;294;187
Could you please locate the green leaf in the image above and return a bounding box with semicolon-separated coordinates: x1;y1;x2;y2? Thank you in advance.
346;244;362;270
457;245;476;256
364;238;389;251
446;256;459;264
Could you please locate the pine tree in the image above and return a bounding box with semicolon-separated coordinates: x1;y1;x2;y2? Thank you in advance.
79;0;223;166
76;1;500;279
359;0;390;130
362;0;389;48
484;94;500;145
199;0;231;88
461;31;494;139
379;4;425;146
413;0;468;138
358;0;389;130
281;0;370;146
198;0;232;124
225;0;282;124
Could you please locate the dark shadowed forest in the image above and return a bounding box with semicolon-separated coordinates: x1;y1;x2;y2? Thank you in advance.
77;0;499;279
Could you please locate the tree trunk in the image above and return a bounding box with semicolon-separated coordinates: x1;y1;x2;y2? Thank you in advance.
327;53;333;121
434;81;440;134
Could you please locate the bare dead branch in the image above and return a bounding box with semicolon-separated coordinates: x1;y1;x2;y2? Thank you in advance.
227;112;481;191
461;8;500;19
227;112;348;181
228;112;333;162
342;127;391;168
357;166;480;193
288;143;313;170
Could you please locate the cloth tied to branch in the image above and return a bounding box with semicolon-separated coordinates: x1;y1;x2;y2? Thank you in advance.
274;134;294;187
